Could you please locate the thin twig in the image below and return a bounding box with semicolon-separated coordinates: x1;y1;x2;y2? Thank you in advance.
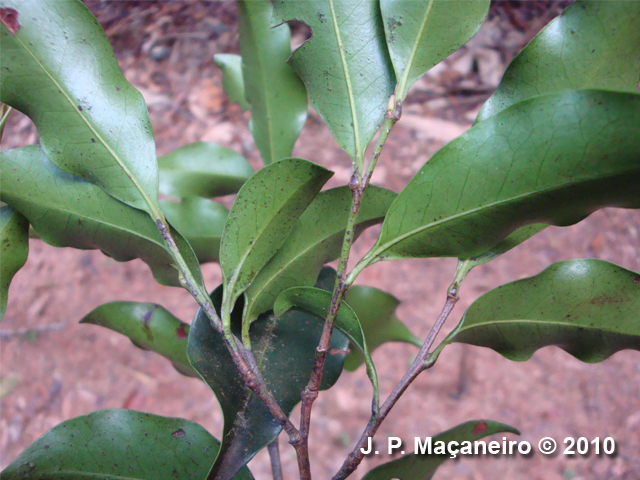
268;438;285;480
296;100;402;480
153;218;303;451
332;283;460;480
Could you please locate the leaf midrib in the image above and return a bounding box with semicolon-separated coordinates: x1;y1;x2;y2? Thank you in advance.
14;34;158;215
397;0;435;99
328;0;361;160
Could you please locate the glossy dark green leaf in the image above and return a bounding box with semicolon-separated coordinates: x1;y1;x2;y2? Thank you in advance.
220;158;332;313
0;206;28;321
274;286;378;398
448;259;640;363
362;420;519;480
367;90;640;263
343;285;421;371
237;0;307;165
161;198;228;264
477;0;640;122
1;409;253;480
214;54;250;111
0;146;202;288
381;0;489;101
272;0;396;162
188;285;348;480
158;142;253;199
81;302;196;378
243;186;395;324
0;0;160;215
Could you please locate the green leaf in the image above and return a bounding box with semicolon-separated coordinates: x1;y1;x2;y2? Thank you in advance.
0;146;202;288
237;0;308;165
80;302;196;378
0;0;160;215
161;198;228;264
187;285;348;480
0;206;28;321
272;0;396;162
362;420;519;480
448;259;640;363
461;223;548;269
381;0;489;101
343;285;421;371
214;54;250;111
1;409;253;480
274;286;379;400
158;142;254;199
367;90;640;263
243;186;395;324
477;0;640;122
220;158;332;313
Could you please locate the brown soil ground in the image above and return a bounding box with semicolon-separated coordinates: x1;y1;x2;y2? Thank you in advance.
2;2;639;480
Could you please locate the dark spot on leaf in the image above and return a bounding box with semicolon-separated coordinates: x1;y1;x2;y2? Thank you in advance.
172;428;185;438
78;105;83;111
116;86;121;91
0;8;20;35
176;324;188;339
472;421;487;435
91;138;95;143
589;294;628;305
634;276;640;283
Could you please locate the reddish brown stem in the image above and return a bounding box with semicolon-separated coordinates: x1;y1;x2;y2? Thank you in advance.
332;286;459;480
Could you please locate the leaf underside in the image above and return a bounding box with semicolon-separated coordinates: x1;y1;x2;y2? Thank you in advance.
372;90;640;262
449;259;640;363
220;158;332;306
243;185;396;324
237;0;308;165
272;0;396;161
0;0;160;214
0;146;202;288
381;0;490;100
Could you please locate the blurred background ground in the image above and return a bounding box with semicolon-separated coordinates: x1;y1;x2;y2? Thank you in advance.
2;1;640;479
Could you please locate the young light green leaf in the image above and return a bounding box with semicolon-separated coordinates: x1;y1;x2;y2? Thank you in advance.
0;206;28;321
272;0;396;163
188;285;348;480
220;158;332;312
381;0;490;101
158;142;254;199
214;54;250;111
362;420;519;480
1;409;253;480
367;90;640;263
0;0;160;215
447;259;640;363
274;286;379;401
477;0;640;122
81;302;196;378
243;186;395;324
161;198;228;264
237;0;307;165
343;285;421;371
0;146;203;288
